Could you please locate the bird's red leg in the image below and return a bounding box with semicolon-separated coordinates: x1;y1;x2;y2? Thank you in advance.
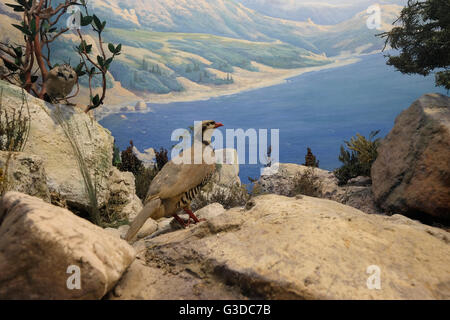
183;208;206;224
173;213;189;228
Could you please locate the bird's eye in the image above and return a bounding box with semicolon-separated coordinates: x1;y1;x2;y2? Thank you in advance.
69;75;74;79
57;72;64;77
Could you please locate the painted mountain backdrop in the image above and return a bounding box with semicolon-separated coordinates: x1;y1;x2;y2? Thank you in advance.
238;0;407;24
0;0;403;106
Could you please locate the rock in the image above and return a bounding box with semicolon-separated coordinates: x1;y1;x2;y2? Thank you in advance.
332;185;381;215
0;81;114;210
214;149;241;186
119;224;131;237
259;163;382;214
104;227;122;239
347;176;372;187
106;168;143;221
194;203;226;220
176;203;226;224
135;101;147;111
132;146;156;168
136;219;158;239
104;225;131;240
120;106;135;112
259;163;339;197
0;151;50;202
109;259;244;300
372;93;450;220
114;195;450;300
145;203;226;240
0;192;136;299
151;217;177;238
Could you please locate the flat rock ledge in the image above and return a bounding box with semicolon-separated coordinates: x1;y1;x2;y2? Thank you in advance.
111;195;450;300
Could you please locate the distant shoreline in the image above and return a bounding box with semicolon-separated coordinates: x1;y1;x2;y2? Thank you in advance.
96;56;361;121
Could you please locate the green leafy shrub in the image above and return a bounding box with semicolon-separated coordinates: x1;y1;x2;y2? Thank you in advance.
334;131;381;185
112;143;121;167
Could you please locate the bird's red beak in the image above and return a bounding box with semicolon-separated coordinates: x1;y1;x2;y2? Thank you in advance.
215;122;224;128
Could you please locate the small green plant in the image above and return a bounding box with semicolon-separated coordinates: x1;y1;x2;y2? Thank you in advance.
112;143;121;167
334;131;381;185
53;105;101;225
291;167;323;197
0;88;31;152
303;147;319;168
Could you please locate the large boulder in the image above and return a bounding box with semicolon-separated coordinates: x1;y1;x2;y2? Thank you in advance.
0;192;135;299
0;81;114;210
259;163;381;214
0;151;50;202
372;93;450;220
112;195;450;300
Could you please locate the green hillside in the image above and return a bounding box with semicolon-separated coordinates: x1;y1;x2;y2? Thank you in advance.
101;29;331;94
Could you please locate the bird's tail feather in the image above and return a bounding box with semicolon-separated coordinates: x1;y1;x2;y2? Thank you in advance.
125;197;162;242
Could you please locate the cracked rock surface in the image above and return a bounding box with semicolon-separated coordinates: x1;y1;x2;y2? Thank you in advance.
111;194;450;300
0;192;135;299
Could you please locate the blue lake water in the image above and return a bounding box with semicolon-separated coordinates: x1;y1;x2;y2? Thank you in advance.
100;53;447;183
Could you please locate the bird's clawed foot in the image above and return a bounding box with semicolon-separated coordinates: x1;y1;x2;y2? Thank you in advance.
184;208;206;224
173;209;206;228
173;214;189;228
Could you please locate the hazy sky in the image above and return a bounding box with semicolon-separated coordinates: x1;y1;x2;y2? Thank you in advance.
242;0;408;9
238;0;408;24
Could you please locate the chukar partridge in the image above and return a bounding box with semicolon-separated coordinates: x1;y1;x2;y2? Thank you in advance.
125;120;224;241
